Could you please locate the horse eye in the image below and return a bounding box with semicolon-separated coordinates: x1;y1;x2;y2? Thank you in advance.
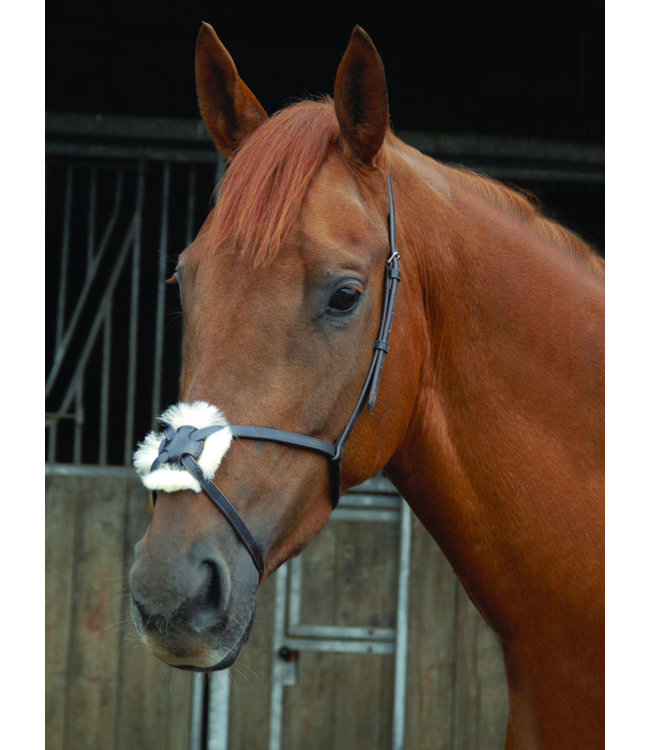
328;286;361;314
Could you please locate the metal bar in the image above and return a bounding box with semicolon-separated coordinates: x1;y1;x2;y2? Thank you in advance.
46;169;125;397
45;463;137;479
269;565;290;750
46;112;212;143
392;500;413;750
287;556;396;642
216;152;226;190
73;383;83;464
45;113;604;167
55;217;138;416
45;143;604;181
185;164;197;243
348;474;396;494
151;162;171;425
55;165;73;348
280;636;395;655
287;623;396;641
99;300;112;465
46;141;218;164
206;670;231;750
93;169;125;258
399;129;604;165
338;493;401;509
47;421;58;463
87;166;97;271
177;164;198;389
46;411;76;424
288;555;302;633
190;673;205;750
123;162;145;463
331;507;401;523
459;165;604;184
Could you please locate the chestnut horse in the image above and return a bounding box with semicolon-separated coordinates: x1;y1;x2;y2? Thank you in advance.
129;24;604;749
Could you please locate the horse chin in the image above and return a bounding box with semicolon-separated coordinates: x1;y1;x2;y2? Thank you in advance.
131;598;256;673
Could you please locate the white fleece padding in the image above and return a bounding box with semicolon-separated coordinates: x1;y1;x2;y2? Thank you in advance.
133;401;232;494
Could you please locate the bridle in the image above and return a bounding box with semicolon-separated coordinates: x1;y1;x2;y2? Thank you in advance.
145;174;401;582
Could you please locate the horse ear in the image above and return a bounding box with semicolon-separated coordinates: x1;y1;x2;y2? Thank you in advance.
195;22;268;159
334;26;389;166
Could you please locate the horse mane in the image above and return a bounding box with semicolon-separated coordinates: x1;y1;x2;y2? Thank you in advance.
450;165;605;276
210;98;341;266
211;96;603;276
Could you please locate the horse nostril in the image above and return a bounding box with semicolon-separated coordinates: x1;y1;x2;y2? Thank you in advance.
204;560;221;604
203;559;226;608
190;559;228;631
132;596;168;634
129;548;231;637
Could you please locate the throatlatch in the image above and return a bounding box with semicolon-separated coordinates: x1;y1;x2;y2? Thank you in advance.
133;173;401;585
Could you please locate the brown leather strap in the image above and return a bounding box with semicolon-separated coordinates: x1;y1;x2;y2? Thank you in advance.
181;454;265;581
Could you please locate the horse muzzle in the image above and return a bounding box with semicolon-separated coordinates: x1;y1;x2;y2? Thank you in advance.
129;530;257;670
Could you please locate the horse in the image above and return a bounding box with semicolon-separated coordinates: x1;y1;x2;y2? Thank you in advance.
129;24;604;749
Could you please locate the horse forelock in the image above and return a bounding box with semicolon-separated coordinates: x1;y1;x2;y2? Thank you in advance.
210;98;342;266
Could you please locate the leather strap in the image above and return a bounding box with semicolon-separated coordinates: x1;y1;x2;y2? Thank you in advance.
180;454;265;581
229;425;337;458
184;424;336;458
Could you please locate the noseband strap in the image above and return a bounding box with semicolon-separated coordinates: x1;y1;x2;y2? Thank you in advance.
181;453;265;581
147;174;400;583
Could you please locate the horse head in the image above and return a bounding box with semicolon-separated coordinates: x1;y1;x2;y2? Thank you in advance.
129;25;421;670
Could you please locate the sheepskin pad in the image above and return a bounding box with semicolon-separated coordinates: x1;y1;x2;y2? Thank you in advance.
133;401;232;493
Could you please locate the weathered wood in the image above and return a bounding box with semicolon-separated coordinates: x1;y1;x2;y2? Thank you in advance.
46;475;508;749
299;518;399;628
276;516;399;748
404;516;508;749
475;615;509;748
45;476;80;750
61;476;126;749
404;517;458;749
226;577;276;750
115;480;195;749
283;651;395;749
45;476;194;750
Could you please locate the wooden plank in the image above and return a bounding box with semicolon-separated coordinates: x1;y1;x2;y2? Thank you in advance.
115;479;195;750
334;519;399;628
62;476;128;750
476;613;509;748
298;518;399;629
282;651;394;750
45;475;195;750
404;515;509;749
46;473;507;748
404;518;458;749
450;578;509;749
331;652;394;749
294;522;337;627
45;476;80;750
226;576;276;750
277;515;399;749
450;576;481;748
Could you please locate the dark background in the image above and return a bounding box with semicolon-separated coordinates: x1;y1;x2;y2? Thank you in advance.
47;0;604;143
45;2;605;465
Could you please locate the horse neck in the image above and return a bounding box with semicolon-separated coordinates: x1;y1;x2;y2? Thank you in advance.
386;149;604;643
